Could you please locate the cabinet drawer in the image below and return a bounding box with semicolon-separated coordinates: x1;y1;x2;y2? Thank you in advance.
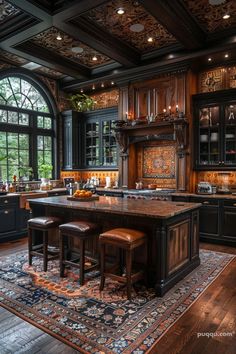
223;199;236;208
0;196;18;206
190;197;219;206
0;208;16;233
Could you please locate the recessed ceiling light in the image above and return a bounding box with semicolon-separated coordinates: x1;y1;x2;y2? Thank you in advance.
225;53;229;58
111;81;114;85
71;46;84;54
223;14;230;19
130;23;144;32
92;56;98;61
117;7;125;15
80;88;83;93
147;37;153;42
92;84;95;90
208;57;212;62
56;34;62;40
101;82;104;88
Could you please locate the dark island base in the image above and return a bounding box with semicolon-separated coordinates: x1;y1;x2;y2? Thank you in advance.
29;197;200;296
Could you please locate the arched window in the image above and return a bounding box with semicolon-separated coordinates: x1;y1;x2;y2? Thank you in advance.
0;74;56;182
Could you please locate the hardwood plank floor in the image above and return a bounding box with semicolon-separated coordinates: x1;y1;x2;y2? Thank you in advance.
0;238;235;354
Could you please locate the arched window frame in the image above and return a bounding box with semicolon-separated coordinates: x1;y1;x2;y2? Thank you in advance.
0;69;58;182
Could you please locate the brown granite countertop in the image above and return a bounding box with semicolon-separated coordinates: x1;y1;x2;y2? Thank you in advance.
28;195;201;219
172;192;236;200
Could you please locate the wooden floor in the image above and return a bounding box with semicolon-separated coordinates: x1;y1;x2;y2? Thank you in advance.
0;238;235;354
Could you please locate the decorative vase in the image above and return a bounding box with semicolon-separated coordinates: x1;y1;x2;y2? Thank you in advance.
40;178;52;191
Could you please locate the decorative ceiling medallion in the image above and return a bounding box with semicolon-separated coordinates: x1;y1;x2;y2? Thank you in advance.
86;0;176;53
32;27;113;67
130;23;144;32
183;0;236;32
0;0;20;23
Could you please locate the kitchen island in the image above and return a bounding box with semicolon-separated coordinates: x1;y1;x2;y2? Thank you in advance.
29;196;201;296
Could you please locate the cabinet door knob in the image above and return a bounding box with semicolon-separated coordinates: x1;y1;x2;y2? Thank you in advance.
4;200;8;204
4;210;9;214
203;201;209;205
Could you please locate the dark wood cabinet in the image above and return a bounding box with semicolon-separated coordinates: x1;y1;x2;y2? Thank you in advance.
62;110;81;170
193;89;236;170
222;200;236;241
62;107;118;170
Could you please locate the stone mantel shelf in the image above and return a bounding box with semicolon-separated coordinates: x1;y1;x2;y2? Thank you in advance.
114;117;188;154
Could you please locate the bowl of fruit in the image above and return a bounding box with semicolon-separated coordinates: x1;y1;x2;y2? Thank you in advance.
67;190;99;201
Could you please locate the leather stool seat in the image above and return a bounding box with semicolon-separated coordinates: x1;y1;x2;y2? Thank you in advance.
28;216;61;272
59;221;100;285
99;228;147;300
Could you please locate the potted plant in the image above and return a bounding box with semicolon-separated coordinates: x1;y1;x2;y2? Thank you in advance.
69;93;95;112
38;164;53;190
18;165;33;181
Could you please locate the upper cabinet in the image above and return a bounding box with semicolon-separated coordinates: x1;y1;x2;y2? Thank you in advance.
193;89;236;170
62;107;118;170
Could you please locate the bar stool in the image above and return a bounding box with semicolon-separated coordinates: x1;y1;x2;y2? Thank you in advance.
99;228;147;300
59;221;100;285
28;216;61;272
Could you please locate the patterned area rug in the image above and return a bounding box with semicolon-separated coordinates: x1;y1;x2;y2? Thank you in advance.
0;250;234;354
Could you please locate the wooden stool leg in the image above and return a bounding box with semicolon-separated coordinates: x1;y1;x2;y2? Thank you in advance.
28;227;33;266
80;239;85;285
59;232;66;277
43;231;48;272
126;249;132;300
100;243;105;291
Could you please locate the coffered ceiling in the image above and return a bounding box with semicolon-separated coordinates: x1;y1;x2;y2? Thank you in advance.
0;0;236;92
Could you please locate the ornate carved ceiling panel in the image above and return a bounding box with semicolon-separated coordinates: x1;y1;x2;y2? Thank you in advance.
34;66;65;79
0;0;20;24
183;0;236;33
86;0;177;53
32;27;114;68
0;49;28;65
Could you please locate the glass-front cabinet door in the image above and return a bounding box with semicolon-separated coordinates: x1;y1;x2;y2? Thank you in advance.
224;104;236;166
194;90;236;170
85;121;99;167
198;106;220;167
102;120;117;166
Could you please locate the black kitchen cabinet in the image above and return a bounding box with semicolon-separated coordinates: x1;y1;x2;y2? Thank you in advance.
172;194;236;246
62;110;81;170
0;195;27;242
83;107;118;168
193;89;236;170
62;107;118;170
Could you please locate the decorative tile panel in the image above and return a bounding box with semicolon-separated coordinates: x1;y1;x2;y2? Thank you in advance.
86;0;176;53
91;89;119;109
143;145;176;178
32;27;113;67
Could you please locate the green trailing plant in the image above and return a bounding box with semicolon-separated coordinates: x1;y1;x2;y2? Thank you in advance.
38;164;53;179
18;165;33;179
69;93;95;112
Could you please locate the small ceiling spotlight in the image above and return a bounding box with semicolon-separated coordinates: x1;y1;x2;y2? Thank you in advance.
56;33;62;40
80;88;83;93
147;37;153;42
208;57;212;62
101;82;104;88
92;84;95;90
223;14;230;19
111;81;115;85
225;53;229;58
117;7;125;15
92;55;98;61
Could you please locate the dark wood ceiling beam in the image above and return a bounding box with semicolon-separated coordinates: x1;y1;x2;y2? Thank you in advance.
55;18;140;67
53;0;110;21
14;42;90;78
139;0;205;49
8;0;51;21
